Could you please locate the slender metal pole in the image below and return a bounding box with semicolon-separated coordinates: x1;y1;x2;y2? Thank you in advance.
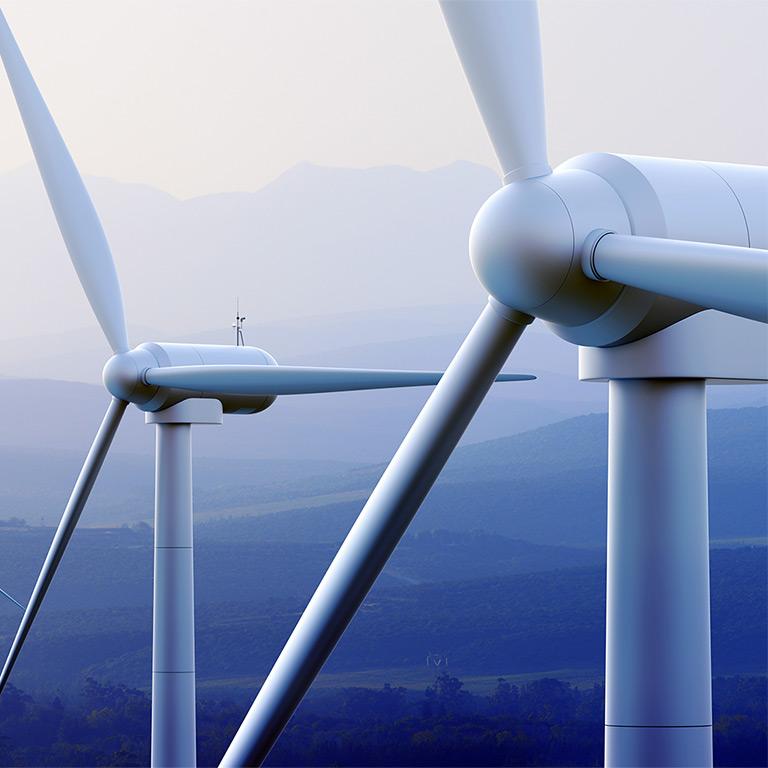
151;421;197;768
605;379;712;768
221;301;532;767
148;399;223;768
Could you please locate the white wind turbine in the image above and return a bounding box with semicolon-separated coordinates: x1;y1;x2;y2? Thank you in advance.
216;3;767;768
0;3;766;768
0;6;534;767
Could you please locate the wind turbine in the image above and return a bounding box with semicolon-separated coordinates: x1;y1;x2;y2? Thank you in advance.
0;3;765;768
217;2;768;768
0;6;534;767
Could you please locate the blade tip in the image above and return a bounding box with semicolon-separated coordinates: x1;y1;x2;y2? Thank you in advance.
496;373;536;382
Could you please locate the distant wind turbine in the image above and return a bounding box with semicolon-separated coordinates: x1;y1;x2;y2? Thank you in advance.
0;6;532;768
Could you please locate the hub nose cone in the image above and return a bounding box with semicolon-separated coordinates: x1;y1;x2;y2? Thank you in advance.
103;349;158;405
469;179;574;313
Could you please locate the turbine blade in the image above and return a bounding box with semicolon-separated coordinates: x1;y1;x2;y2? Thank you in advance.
439;0;550;183
586;233;768;324
0;10;129;354
143;364;534;396
220;302;533;767
0;398;127;696
0;588;24;612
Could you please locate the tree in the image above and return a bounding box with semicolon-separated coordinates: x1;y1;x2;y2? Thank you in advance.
425;671;470;716
490;677;519;715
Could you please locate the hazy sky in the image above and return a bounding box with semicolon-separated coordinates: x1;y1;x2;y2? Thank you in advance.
0;0;765;200
0;0;765;350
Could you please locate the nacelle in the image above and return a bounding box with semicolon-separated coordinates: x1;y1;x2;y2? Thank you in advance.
470;153;767;347
103;342;278;414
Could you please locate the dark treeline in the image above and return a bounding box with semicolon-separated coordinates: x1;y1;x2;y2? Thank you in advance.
0;674;764;767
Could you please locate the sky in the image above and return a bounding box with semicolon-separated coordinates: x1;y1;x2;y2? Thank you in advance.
0;0;765;200
0;0;765;348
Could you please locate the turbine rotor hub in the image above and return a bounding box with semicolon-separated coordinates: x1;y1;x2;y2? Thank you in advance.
469;178;574;316
102;347;158;405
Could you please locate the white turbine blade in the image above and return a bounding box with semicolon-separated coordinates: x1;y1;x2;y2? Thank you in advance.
586;233;768;324
439;0;550;184
143;364;534;396
0;588;24;612
220;302;533;766
0;398;127;697
0;10;129;353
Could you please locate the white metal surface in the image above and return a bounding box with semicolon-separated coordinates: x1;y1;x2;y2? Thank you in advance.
469;153;768;348
579;310;768;383
703;162;768;248
438;0;550;184
104;343;278;414
144;364;531;396
145;397;225;427
613;155;749;245
605;378;712;767
148;399;223;768
580;316;766;768
0;9;129;354
586;233;768;323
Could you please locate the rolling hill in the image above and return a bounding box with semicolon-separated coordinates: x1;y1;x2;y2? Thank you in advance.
0;546;763;699
193;406;768;546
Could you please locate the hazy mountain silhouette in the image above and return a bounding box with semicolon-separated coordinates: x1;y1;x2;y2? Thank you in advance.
0;406;763;540
190;407;767;547
0;160;498;366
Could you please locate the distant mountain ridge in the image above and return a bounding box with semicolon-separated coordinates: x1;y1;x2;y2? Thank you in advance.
0;161;497;365
0;406;764;539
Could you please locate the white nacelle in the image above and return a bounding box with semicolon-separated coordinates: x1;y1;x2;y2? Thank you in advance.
469;153;767;347
103;343;278;414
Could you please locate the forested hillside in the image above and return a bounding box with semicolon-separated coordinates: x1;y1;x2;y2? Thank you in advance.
0;674;764;767
1;546;763;697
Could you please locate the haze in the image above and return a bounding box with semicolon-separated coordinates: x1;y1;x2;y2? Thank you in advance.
0;0;765;345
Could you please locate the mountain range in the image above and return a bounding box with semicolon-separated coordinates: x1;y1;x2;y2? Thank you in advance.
0;160;499;363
